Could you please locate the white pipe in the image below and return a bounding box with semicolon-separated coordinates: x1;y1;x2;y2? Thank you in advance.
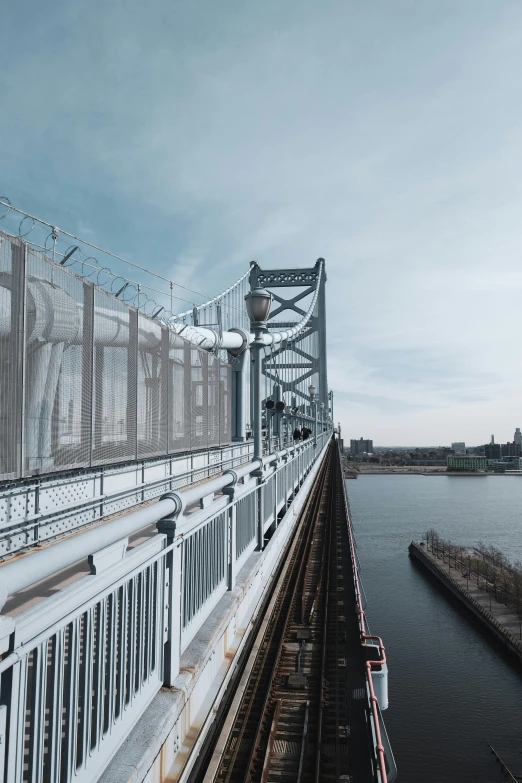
0;260;323;353
164;259;324;353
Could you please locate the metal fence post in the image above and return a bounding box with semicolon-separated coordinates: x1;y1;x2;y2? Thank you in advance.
255;468;264;550
81;281;95;467
6;658;26;781
223;477;238;589
163;541;182;687
227;496;237;589
16;240;27;478
157;495;183;687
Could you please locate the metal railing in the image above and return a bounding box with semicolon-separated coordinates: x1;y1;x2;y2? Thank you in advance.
0;431;331;781
339;444;393;783
1;534;169;783
0;442;253;560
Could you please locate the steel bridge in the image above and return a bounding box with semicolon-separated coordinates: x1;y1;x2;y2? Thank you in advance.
0;215;395;783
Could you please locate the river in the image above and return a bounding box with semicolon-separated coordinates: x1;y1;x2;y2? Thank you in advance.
346;474;522;782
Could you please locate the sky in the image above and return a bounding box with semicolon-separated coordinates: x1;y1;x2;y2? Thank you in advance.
2;0;522;446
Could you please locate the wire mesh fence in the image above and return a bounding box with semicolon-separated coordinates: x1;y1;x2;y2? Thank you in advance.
0;229;232;481
0;196;250;343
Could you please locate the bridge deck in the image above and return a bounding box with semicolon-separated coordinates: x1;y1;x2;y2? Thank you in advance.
192;442;383;783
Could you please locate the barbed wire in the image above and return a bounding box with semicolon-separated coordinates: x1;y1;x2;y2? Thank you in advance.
0;196;210;297
0;196;250;323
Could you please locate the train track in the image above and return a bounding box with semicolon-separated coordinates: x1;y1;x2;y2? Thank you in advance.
197;442;380;783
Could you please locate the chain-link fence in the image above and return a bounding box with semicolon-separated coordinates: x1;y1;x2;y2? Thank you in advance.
0;230;232;481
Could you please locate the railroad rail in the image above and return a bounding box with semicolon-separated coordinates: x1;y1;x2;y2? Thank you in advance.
195;441;390;783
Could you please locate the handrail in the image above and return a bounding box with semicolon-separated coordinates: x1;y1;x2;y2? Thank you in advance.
0;438;323;603
0;428;329;783
338;443;388;782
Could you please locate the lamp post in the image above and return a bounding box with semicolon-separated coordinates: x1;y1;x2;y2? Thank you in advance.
245;287;272;462
320;402;325;432
309;384;317;446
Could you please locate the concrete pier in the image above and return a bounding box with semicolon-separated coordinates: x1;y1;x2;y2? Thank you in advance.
409;541;522;664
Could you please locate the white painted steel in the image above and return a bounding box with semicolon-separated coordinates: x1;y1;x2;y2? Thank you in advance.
0;430;331;782
1;535;169;783
0;442;253;560
165;260;324;353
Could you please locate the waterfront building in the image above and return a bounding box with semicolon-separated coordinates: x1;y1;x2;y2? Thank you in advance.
350;437;373;455
447;455;487;472
499;456;522;470
487;460;507;473
451;441;465;453
515;428;522;446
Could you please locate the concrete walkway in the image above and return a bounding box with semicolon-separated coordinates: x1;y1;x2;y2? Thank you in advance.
423;545;522;642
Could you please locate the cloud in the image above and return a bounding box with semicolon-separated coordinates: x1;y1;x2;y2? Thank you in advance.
2;0;522;444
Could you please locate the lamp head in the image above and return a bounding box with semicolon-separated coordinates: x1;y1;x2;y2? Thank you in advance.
308;384;317;399
245;288;272;327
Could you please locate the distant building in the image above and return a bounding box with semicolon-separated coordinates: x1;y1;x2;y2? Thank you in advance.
484;443;501;459
488;457;522;472
447;455;487;472
487;460;507;473
501;442;522;458
451;442;466;453
350;438;373;455
502;456;522;470
515;428;522;447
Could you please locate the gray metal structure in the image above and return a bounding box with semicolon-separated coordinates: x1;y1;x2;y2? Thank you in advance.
0;230;232;482
0;432;330;783
0;210;368;783
250;259;328;411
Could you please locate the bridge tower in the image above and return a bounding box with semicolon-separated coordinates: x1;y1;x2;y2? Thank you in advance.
249;259;328;414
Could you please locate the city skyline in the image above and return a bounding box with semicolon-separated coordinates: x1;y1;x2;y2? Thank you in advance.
348;426;522;450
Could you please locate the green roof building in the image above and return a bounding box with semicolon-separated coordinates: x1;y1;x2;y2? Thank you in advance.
447;455;487;472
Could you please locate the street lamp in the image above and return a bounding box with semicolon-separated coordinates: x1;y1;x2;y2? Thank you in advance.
309;384;318;446
245;288;272;327
320;402;325;432
246;287;272;461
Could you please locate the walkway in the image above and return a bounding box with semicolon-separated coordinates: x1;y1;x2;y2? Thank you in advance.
423;545;522;642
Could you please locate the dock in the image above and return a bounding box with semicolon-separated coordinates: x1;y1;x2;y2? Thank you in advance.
409;542;522;665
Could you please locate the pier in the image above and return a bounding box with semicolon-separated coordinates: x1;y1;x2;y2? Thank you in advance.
409;541;522;664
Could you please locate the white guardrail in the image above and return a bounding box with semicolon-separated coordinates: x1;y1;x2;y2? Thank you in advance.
0;442;254;560
0;430;331;782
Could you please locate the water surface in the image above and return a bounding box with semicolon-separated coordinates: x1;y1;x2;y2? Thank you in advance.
346;474;522;782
